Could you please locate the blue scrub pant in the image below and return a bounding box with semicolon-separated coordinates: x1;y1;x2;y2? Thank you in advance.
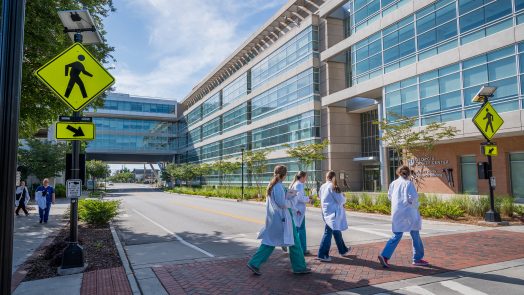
39;202;52;222
381;231;424;261
318;224;349;259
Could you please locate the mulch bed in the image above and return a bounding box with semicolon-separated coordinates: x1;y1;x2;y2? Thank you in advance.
23;223;122;281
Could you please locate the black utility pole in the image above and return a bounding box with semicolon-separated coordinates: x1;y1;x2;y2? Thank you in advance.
0;0;26;293
484;150;500;222
241;148;244;201
61;31;85;269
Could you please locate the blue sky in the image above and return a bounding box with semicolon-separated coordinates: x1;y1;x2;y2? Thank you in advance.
103;0;287;101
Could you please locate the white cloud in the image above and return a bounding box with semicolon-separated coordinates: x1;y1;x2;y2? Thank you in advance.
110;0;286;100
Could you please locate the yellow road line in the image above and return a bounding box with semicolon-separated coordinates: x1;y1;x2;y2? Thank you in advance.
172;201;265;225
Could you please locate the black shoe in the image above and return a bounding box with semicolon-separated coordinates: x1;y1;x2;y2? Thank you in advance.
247;264;261;275
293;268;312;274
16;213;20;216
39;220;42;224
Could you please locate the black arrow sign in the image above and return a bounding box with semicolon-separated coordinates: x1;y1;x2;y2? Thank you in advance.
66;125;85;137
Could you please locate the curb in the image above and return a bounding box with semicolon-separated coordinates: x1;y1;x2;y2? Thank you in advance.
110;223;142;295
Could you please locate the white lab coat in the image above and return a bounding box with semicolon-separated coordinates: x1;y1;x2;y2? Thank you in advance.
319;181;348;231
15;186;30;206
389;177;422;233
290;182;309;227
257;182;295;247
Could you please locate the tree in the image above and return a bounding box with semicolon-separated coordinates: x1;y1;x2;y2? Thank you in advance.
166;163;198;187
245;149;271;197
213;159;241;191
20;0;115;138
110;171;135;183
18;139;68;181
86;160;110;188
375;114;458;189
284;139;329;188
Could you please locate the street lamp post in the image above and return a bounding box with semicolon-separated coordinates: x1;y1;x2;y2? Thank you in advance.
241;148;245;201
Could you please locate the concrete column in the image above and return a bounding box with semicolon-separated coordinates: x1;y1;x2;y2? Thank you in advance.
322;106;362;190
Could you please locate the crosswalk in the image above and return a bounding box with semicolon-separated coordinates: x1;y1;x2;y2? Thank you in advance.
370;280;492;295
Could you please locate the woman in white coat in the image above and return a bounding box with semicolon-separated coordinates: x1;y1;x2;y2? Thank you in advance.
247;165;311;275
378;165;428;268
289;171;311;255
317;171;351;262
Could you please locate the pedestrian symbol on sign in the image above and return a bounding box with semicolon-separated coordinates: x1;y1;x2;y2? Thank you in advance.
483;107;494;133
65;55;93;99
472;102;504;141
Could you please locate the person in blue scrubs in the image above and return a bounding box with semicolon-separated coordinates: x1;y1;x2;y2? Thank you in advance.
36;178;55;224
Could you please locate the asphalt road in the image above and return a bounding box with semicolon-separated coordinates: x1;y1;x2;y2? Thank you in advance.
109;183;524;295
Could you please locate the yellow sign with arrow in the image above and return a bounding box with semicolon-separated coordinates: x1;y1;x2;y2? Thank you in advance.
55;122;95;141
35;43;115;111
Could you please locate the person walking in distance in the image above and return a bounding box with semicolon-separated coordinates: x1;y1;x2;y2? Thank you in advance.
247;165;311;275
289;171;311;255
35;178;56;224
64;54;93;98
317;171;351;262
378;166;429;268
15;180;30;216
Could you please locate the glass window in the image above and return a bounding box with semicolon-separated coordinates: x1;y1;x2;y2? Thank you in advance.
222;103;247;132
510;153;524;198
222;73;248;106
463;65;488;87
202;117;221;140
487;57;516;81
251;69;318;121
251;26;318;89
461;155;478;194
202;92;221;117
439;73;460;93
420;79;439;98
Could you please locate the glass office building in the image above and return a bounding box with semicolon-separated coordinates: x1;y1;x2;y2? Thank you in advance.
178;9;323;185
85;93;179;163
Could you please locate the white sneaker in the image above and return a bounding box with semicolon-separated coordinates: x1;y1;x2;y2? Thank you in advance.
341;247;352;257
318;256;332;262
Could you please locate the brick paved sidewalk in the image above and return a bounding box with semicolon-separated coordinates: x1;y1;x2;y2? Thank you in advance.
153;229;524;295
81;267;132;295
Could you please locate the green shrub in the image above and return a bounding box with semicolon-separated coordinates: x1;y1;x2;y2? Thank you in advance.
54;184;66;198
360;193;373;207
499;196;515;217
78;199;120;226
514;205;524;217
375;193;391;207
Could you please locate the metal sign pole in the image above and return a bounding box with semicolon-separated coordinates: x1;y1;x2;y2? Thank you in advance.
0;0;26;292
485;142;501;222
60;35;85;271
479;96;501;222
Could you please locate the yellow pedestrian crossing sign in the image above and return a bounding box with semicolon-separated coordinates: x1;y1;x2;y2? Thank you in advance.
472;102;504;141
35;43;115;111
55;122;95;141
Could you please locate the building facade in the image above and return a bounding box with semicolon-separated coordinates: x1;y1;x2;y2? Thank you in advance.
319;0;524;197
175;0;524;198
85;93;179;163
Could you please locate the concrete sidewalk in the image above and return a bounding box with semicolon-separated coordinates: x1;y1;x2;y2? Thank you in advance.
12;199;69;273
153;229;524;294
11;199;134;295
